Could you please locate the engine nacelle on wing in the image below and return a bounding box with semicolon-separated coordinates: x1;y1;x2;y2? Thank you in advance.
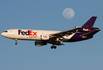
35;41;47;46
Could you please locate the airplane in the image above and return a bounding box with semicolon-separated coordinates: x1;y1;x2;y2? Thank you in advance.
1;16;100;49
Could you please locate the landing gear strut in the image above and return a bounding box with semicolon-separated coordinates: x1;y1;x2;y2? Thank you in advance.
51;46;57;49
15;39;17;45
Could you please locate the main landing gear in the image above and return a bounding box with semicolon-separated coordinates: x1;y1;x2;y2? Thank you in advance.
15;39;17;45
51;46;57;49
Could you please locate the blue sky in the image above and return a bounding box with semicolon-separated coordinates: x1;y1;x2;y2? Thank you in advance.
0;0;103;70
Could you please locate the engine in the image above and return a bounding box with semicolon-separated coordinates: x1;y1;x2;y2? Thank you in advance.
35;41;47;46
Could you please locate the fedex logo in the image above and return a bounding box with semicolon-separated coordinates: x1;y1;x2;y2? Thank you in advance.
43;36;48;38
83;28;91;31
18;30;37;36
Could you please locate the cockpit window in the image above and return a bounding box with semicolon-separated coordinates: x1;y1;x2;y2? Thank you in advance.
4;31;8;32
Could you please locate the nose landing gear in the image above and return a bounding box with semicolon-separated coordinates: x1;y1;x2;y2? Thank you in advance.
15;39;17;45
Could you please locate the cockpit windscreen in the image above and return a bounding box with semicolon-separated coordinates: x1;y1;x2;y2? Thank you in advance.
4;31;8;32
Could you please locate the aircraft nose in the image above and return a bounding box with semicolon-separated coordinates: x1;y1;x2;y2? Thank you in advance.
1;30;9;38
1;32;6;37
1;32;4;36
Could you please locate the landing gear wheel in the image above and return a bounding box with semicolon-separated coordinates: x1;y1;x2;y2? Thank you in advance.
51;46;57;49
51;46;54;49
54;46;57;49
15;43;17;45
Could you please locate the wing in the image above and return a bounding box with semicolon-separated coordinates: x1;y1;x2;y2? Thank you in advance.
49;27;82;38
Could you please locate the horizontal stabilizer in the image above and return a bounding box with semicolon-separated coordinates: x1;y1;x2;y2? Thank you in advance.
81;29;100;37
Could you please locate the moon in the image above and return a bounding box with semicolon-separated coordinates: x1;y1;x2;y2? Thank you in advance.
63;8;75;19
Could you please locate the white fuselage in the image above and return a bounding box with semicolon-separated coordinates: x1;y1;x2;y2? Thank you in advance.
1;29;75;42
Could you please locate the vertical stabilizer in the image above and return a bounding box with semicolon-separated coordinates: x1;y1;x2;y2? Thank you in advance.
82;16;97;27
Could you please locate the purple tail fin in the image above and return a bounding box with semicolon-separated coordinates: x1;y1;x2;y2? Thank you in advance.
82;16;97;28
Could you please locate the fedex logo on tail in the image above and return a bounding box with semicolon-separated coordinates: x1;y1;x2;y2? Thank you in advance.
18;30;37;36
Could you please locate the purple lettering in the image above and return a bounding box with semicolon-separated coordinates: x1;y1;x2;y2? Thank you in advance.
18;30;21;35
18;30;29;35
